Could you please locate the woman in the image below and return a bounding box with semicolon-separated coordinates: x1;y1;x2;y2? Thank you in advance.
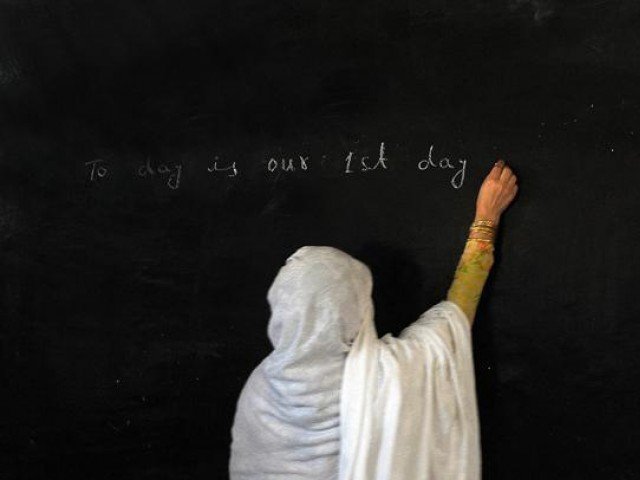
230;160;518;480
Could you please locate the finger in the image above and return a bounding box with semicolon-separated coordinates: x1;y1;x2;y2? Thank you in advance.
499;165;513;182
489;159;505;180
508;175;517;186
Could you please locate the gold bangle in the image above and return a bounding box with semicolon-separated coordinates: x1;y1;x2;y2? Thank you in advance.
469;219;497;241
468;231;495;239
469;225;496;232
466;237;493;243
469;235;495;242
468;229;496;241
471;219;497;228
473;218;496;224
469;230;496;238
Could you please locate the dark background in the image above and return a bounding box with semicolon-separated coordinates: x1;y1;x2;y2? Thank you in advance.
1;0;639;478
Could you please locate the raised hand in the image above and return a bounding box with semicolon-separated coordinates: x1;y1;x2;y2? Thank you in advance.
474;159;518;226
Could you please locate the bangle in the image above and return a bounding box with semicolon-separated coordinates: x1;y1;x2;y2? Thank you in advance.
471;219;497;228
468;231;495;241
468;219;497;243
469;226;495;233
466;237;493;243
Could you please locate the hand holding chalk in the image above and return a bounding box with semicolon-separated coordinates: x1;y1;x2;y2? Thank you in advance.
474;159;518;226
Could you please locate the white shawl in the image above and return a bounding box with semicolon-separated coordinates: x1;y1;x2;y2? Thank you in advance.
229;246;481;480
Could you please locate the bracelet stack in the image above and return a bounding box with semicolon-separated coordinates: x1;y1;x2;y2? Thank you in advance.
468;219;497;243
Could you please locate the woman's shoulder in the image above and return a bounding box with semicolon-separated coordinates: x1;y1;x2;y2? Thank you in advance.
404;300;470;334
376;300;471;360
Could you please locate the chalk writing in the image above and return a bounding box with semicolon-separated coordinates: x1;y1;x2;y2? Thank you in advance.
417;145;467;189
267;156;309;172
208;157;239;177
85;159;108;181
137;157;182;190
83;141;471;190
344;142;389;173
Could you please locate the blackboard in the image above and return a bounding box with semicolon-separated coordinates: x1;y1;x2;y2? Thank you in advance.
1;1;639;478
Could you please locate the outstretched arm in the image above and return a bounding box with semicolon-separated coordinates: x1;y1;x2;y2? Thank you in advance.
447;160;518;326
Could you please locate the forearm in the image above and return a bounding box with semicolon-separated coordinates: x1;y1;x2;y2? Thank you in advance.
446;236;495;325
446;158;516;325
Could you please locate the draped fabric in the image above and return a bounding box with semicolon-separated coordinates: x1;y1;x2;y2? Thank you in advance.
339;296;481;480
229;246;481;480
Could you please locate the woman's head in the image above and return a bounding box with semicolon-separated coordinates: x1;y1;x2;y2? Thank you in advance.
266;246;374;355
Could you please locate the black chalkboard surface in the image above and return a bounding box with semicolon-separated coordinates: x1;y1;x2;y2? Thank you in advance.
1;1;639;479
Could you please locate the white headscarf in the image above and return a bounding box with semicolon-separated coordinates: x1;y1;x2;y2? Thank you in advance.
229;246;481;480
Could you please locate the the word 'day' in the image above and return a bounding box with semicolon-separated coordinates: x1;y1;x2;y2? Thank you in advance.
138;157;182;190
418;145;467;189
